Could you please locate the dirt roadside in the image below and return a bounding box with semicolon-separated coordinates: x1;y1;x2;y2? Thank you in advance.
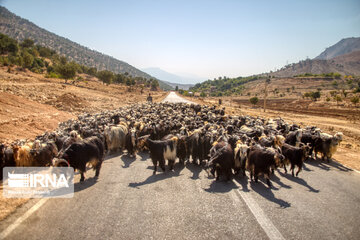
0;67;166;143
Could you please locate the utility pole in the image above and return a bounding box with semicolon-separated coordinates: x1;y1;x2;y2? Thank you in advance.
264;76;271;112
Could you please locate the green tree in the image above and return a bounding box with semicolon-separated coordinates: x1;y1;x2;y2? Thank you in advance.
311;91;321;101
0;33;19;54
200;92;206;97
60;56;67;65
114;74;124;84
151;79;159;91
22;51;34;69
56;63;77;83
20;38;34;48
97;70;114;85
249;96;259;106
87;67;97;76
175;86;179;91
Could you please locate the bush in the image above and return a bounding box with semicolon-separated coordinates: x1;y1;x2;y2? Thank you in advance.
45;72;61;78
48;72;58;78
311;91;321;101
350;96;359;106
20;38;34;48
334;95;342;105
22;51;34;69
200;92;206;97
0;33;19;54
249;96;259;105
332;80;338;88
56;63;77;82
97;70;114;85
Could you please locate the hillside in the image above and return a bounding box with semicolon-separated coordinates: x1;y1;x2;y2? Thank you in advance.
0;66;166;143
190;37;360;96
315;37;360;60
273;37;360;77
272;51;360;78
0;7;172;90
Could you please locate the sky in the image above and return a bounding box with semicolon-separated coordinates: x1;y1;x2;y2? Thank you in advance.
1;0;360;81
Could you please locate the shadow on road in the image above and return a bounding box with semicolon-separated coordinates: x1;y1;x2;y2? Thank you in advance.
74;177;98;193
233;175;250;192
302;163;313;172
138;152;149;161
104;152;122;161
204;180;238;193
120;154;136;168
128;165;183;189
278;171;320;193
250;181;291;208
185;162;202;180
305;158;353;172
271;172;292;189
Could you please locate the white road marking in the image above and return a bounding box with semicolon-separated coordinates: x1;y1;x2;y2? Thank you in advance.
231;182;285;240
0;198;49;239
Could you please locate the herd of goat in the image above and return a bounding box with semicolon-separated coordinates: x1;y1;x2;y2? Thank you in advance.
0;102;343;187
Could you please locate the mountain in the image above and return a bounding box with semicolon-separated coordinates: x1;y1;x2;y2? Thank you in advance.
272;50;360;78
142;67;203;85
315;37;360;60
191;38;360;96
0;6;173;90
161;81;194;91
270;37;360;77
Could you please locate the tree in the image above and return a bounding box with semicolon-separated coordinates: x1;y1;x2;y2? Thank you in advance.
350;96;359;106
97;70;114;85
114;74;124;84
200;92;206;97
303;92;311;99
60;56;67;65
20;38;34;48
175;86;179;91
249;96;259;106
151;79;159;91
311;91;321;101
87;67;97;76
0;33;19;54
334;95;342;106
56;63;77;83
22;51;34;69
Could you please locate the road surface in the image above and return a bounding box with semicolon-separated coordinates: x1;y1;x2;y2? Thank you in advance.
162;91;194;104
1;93;360;240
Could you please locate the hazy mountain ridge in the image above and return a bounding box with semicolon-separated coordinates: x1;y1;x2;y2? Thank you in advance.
142;67;195;90
315;37;360;60
142;67;202;86
0;6;173;90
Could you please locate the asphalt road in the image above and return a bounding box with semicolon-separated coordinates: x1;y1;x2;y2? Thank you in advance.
1;92;360;240
162;91;194;103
